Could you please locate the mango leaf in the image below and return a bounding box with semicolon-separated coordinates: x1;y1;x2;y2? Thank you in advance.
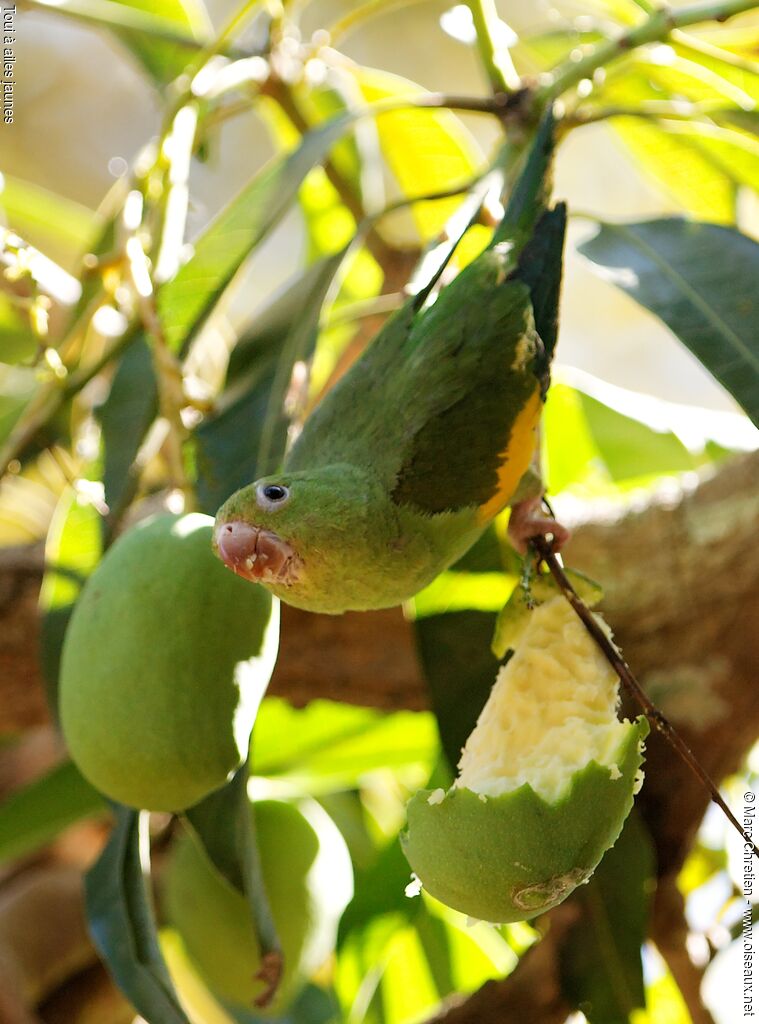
253;699;438;792
590;64;758;222
195;250;346;512
0;759;105;865
578;218;759;426
158;113;363;355
0;295;36;364
410;528;511;770
38;486;102;712
98;335;158;532
85;805;191;1024
184;761;283;1006
353;67;484;243
560;811;655;1022
414;610;500;774
578;391;695;481
108;0;212;84
28;0;210;85
0;173;101;266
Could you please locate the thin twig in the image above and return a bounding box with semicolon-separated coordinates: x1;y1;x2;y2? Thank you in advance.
538;0;759;103
530;534;759;861
467;0;520;95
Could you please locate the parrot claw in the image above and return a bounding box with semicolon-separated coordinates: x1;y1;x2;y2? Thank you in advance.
214;521;302;586
508;499;570;556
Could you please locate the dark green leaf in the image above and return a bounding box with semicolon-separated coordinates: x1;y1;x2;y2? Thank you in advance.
560;811;655;1023
414;610;501;773
0;759;105;865
98;335;158;531
411;528;512;770
579;218;759;426
195;251;345;512
85;805;190;1024
184;761;283;1006
159;113;362;355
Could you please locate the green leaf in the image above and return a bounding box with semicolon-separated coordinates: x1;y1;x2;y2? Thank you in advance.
560;811;655;1023
578;391;695;481
253;699;439;793
195;251;346;512
158;113;363;355
108;0;212;84
411;528;511;770
414;610;500;773
98;336;158;531
0;759;105;865
85;805;191;1024
593;66;757;222
0;174;101;266
0;295;36;364
578;218;759;426
28;0;210;84
353;67;484;243
184;761;283;1002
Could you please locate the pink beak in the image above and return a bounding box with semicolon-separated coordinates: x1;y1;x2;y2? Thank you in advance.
214;521;300;586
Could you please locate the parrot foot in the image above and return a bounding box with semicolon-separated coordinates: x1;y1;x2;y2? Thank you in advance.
508;498;570;555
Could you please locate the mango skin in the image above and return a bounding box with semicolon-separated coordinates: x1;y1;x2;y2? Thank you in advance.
401;717;647;923
163;798;353;1014
59;513;279;812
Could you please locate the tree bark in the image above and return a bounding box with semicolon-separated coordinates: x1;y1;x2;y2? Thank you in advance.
1;450;757;1022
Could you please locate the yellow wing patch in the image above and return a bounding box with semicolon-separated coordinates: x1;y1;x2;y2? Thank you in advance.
476;387;542;525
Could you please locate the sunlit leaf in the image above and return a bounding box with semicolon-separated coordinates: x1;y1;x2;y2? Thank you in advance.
579;218;759;426
159;113;363;355
0;295;36;364
253;699;439;792
28;0;211;85
0;759;105;865
0;174;101;267
579;391;695;480
109;0;212;83
353;67;484;242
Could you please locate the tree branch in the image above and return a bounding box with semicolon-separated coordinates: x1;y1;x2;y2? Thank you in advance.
538;0;759;104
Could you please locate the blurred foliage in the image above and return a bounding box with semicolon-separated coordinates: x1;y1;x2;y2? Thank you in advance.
1;0;759;1022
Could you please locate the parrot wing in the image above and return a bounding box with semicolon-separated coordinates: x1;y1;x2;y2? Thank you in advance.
287;202;566;521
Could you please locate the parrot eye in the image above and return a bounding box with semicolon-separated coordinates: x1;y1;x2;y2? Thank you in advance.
257;483;290;509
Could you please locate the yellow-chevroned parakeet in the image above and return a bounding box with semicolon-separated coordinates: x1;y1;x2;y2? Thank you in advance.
214;117;567;614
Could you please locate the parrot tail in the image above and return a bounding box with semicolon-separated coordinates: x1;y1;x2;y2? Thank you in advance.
492;107;557;248
509;202;568;395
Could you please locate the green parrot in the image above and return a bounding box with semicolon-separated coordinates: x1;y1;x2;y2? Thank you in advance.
214;117;568;614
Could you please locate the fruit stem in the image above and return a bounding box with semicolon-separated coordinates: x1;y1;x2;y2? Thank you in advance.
531;534;759;862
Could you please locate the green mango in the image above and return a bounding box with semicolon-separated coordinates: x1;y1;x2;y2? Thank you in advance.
59;513;279;811
402;596;647;922
163;797;353;1014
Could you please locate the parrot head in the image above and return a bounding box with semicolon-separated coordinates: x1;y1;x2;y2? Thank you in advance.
213;464;433;613
214;477;304;588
